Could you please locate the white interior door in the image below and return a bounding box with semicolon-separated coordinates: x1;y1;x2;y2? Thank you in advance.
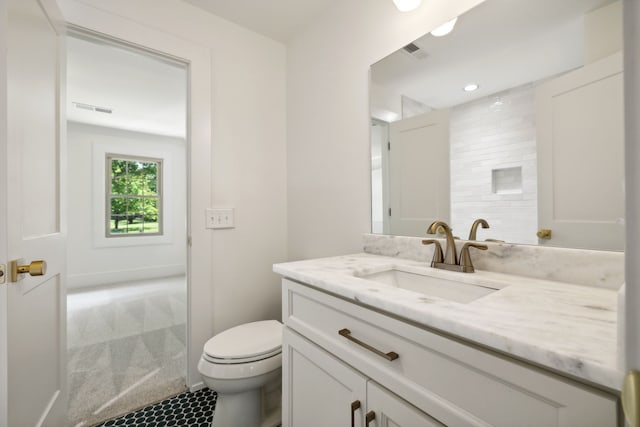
536;52;624;251
1;0;67;426
388;109;450;237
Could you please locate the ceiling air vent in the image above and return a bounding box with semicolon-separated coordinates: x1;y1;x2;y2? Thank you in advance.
402;42;428;60
403;43;420;54
73;102;113;114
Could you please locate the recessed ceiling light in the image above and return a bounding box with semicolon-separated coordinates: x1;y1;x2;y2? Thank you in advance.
431;17;458;37
463;83;479;92
392;0;422;12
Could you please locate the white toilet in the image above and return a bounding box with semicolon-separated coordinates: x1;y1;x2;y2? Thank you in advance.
198;320;283;427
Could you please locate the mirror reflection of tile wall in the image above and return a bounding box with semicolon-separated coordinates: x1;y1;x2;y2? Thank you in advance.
450;83;537;244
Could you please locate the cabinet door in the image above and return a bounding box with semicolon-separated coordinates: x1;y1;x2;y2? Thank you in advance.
283;327;367;427
366;381;446;427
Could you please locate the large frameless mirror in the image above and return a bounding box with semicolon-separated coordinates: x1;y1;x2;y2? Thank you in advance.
370;0;624;251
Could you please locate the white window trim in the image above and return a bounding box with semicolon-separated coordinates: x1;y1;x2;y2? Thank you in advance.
105;153;164;238
92;142;174;248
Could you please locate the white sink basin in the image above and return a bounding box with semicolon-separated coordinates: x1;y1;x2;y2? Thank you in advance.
358;268;502;303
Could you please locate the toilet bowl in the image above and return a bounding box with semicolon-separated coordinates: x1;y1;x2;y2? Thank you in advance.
198;320;282;427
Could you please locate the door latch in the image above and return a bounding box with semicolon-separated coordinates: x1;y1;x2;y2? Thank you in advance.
0;264;5;285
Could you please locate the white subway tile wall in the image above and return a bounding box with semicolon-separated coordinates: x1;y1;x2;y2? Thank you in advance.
450;84;538;244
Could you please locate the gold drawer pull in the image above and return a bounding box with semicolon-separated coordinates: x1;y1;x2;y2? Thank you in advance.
338;328;399;361
365;411;376;426
350;400;361;427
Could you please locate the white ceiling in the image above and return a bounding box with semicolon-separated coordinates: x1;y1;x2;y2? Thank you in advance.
371;0;615;113
180;0;338;42
67;1;338;136
66;35;187;138
68;0;616;137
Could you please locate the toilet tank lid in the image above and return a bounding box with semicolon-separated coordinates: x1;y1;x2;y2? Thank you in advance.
204;320;283;360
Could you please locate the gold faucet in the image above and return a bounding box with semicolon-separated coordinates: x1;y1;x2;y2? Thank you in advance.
424;220;488;273
468;218;489;240
427;221;458;265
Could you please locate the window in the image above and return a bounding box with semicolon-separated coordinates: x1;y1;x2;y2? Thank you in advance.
106;154;162;237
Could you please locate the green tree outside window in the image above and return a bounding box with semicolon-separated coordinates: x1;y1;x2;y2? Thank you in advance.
107;155;162;236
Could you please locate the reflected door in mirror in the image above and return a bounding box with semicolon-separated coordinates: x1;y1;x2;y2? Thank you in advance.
536;52;624;251
388;109;450;236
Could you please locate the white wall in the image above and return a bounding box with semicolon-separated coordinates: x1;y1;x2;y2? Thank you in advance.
58;0;287;386
66;122;187;289
585;1;622;64
287;0;486;260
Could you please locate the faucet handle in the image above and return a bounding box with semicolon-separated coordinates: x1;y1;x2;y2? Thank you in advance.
459;242;488;273
422;239;444;266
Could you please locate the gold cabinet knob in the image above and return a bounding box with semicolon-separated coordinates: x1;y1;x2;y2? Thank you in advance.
9;259;46;282
536;229;552;239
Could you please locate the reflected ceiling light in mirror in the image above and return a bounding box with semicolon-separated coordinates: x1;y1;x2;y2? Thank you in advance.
392;0;422;12
430;17;458;36
380;110;400;122
463;83;479;92
488;93;511;113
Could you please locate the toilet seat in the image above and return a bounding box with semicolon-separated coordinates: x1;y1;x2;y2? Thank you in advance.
203;320;282;364
202;347;281;364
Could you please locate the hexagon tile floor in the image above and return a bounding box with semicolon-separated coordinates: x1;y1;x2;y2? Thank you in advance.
94;388;216;427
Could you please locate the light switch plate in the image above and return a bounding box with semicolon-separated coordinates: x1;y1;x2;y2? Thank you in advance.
206;208;235;229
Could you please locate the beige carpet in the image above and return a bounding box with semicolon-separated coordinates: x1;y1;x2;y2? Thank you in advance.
66;276;187;427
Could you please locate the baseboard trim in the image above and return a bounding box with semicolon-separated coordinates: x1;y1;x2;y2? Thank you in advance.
189;382;205;393
67;264;185;289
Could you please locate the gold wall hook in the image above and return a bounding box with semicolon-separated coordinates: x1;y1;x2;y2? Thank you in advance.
9;259;47;282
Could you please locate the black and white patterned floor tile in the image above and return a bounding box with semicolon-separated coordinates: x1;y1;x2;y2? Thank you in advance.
94;388;217;427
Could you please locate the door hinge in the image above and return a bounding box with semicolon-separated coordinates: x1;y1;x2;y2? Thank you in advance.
388;207;392;217
0;264;5;285
387;141;391;151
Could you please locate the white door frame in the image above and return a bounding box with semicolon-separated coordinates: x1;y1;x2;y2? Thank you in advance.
0;3;9;424
624;0;640;377
59;2;214;388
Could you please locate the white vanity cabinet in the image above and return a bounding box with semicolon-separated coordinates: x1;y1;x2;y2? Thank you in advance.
284;327;443;427
281;278;619;427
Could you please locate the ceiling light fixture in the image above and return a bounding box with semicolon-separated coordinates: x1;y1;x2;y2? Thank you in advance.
463;83;479;92
431;17;458;37
392;0;422;12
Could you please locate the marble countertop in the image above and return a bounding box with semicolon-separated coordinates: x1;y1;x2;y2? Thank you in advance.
273;253;622;391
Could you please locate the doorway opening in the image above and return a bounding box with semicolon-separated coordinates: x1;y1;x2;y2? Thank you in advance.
64;32;189;426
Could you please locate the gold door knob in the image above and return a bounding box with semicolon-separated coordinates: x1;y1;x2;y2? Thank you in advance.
9;259;47;282
536;229;552;239
623;370;640;427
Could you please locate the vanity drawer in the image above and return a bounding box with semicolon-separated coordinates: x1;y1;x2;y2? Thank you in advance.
282;278;618;427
